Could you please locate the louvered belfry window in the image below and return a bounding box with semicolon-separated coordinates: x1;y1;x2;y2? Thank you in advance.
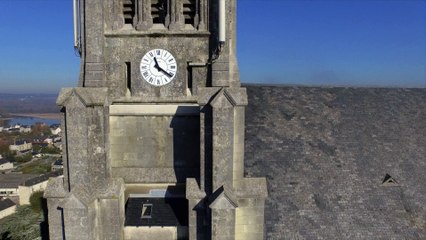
123;0;136;24
183;0;196;25
151;0;168;24
121;0;204;30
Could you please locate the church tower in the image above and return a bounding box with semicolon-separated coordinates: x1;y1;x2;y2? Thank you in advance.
45;0;267;239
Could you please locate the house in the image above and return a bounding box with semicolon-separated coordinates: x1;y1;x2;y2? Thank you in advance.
51;159;63;171
53;141;62;150
43;137;53;144
52;135;62;150
18;170;63;205
2;125;11;132
0;159;14;171
50;124;61;135
32;138;45;144
32;138;41;144
0;174;37;198
19;125;32;133
7;127;20;133
0;172;63;205
5;124;21;133
44;135;62;148
0;198;16;219
9;140;32;153
52;135;61;143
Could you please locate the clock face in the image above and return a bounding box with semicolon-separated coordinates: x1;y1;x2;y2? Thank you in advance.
140;49;177;86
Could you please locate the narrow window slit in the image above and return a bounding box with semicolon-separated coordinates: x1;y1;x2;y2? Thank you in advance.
125;62;132;95
187;65;193;94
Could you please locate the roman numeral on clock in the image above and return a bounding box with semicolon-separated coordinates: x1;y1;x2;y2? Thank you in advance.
141;49;176;86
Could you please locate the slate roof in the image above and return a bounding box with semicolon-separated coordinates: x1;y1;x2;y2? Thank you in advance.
0;170;63;189
0;174;37;188
13;140;28;145
0;159;11;165
22;170;63;187
125;197;188;227
0;198;15;211
243;85;426;240
53;159;63;166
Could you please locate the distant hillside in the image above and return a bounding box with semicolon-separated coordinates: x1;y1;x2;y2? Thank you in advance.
0;93;59;113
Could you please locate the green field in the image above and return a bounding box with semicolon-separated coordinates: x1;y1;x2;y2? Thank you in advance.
15;156;57;174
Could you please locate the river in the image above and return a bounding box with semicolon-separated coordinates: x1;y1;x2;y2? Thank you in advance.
5;116;60;126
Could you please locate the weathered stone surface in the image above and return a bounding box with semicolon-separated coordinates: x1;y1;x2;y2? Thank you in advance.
234;178;268;199
186;178;206;199
56;88;108;106
211;91;235;191
46;198;65;240
109;115;199;171
244;85;426;239
46;1;267;239
209;187;238;210
44;176;67;198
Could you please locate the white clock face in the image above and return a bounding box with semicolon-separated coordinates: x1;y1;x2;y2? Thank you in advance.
140;49;177;86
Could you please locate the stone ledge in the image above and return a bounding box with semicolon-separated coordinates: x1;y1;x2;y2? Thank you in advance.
234;178;268;199
112;167;199;183
57;87;108;107
109;104;199;116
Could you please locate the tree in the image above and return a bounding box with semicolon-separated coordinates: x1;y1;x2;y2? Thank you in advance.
0;205;42;240
14;153;32;163
32;144;42;153
29;191;45;213
40;145;60;154
0;191;48;240
0;150;15;162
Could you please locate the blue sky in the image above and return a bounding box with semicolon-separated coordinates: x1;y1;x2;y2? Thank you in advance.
238;0;426;87
0;0;425;93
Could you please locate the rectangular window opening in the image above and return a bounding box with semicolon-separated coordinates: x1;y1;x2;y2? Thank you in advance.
141;204;153;219
123;0;135;25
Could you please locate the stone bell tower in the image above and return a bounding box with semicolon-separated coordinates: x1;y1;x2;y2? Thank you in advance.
45;0;267;239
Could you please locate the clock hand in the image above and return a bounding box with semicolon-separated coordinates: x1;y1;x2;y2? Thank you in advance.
159;68;173;78
153;57;161;70
153;57;173;78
